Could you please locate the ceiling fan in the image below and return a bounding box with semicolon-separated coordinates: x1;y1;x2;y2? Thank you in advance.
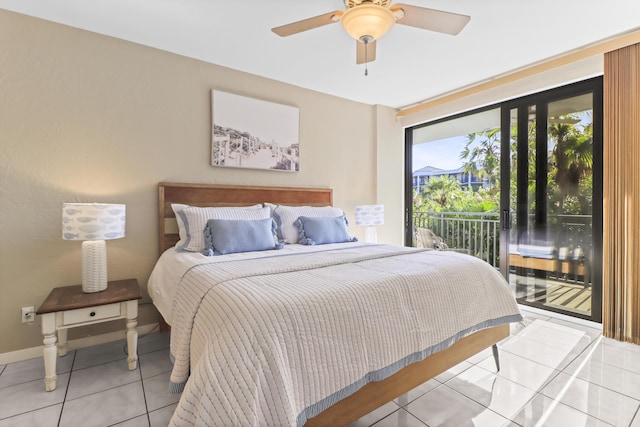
271;0;470;69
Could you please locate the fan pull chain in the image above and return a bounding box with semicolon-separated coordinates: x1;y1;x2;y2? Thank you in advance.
359;35;373;76
364;39;369;76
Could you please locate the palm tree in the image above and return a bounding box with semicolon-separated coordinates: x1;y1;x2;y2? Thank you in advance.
460;128;501;193
548;113;593;212
416;176;462;211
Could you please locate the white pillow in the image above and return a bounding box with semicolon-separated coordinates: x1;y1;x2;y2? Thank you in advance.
171;203;263;243
173;204;267;252
266;203;344;244
171;204;191;244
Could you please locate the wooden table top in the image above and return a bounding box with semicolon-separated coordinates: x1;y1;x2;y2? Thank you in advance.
36;278;141;314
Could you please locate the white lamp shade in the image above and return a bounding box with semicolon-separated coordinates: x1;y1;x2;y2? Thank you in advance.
354;204;384;226
62;203;125;293
62;203;126;240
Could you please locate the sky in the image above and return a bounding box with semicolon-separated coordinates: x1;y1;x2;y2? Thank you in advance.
412;135;468;172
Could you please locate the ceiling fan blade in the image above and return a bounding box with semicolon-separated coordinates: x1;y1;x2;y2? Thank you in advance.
356;39;377;64
272;11;341;37
391;4;470;35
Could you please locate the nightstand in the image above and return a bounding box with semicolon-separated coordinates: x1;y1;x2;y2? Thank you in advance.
36;278;142;391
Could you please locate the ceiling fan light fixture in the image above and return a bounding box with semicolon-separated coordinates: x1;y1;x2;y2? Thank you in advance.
341;4;395;41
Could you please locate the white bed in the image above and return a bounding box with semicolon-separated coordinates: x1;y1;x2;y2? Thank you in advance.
149;182;522;426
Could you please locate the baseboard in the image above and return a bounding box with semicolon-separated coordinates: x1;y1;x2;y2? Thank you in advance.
0;323;160;365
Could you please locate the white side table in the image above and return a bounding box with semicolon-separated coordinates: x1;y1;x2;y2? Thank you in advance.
36;278;141;391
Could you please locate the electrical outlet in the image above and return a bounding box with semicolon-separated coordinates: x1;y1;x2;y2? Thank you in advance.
21;306;35;323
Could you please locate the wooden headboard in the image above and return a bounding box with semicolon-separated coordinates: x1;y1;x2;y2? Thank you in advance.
158;182;333;255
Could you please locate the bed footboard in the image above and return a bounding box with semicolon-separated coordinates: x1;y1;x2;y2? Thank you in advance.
304;324;509;427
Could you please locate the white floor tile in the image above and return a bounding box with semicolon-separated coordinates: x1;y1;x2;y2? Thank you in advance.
514;319;594;354
596;336;640;355
477;350;560;391
347;401;399;427
149;404;177;427
67;358;141;400
406;384;511;426
500;334;582;371
139;349;173;379
73;339;128;370
511;393;613;426
0;353;73;389
112;414;150;427
563;351;640;400
142;372;181;412
0;404;62;427
59;382;146;427
586;336;640;375
445;365;537;419
368;408;427;427
547;317;602;338
137;331;170;355
394;379;439;406
0;374;69;420
540;371;640;426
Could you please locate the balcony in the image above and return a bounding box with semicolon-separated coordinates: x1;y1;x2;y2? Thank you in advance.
412;211;501;266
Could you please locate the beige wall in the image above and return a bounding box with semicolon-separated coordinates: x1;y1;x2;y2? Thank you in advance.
0;10;402;355
375;105;405;245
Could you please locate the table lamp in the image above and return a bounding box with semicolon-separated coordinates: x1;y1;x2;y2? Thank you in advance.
354;204;384;243
62;203;126;293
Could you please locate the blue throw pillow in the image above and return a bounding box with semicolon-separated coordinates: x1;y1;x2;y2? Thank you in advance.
203;218;282;256
294;215;357;245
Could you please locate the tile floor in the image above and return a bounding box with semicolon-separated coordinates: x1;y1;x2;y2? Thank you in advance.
2;309;640;426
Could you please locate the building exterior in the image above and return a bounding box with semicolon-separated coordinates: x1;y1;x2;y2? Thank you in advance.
412;165;486;193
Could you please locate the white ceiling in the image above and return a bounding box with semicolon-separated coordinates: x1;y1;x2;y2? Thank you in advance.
2;0;640;108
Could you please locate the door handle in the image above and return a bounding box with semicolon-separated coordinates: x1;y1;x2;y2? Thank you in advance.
501;210;512;230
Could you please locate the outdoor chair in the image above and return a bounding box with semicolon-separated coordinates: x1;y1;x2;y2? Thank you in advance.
415;227;449;251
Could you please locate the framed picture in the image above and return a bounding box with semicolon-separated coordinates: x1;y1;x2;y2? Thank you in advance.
211;90;300;172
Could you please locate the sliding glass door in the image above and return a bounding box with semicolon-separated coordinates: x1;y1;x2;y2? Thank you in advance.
406;77;603;322
500;78;602;321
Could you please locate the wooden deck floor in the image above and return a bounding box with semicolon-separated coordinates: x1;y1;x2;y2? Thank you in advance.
509;273;592;316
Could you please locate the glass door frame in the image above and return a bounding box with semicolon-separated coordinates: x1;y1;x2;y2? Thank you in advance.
499;77;603;322
403;104;501;246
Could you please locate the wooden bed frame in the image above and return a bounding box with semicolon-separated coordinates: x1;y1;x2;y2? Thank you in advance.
157;182;510;427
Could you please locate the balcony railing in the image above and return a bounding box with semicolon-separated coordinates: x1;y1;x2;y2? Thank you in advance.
413;211;501;266
412;211;592;270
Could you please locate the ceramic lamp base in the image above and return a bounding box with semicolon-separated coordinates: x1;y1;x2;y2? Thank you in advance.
81;240;108;293
365;226;378;244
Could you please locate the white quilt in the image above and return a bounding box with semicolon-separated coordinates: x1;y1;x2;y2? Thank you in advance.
162;243;521;427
